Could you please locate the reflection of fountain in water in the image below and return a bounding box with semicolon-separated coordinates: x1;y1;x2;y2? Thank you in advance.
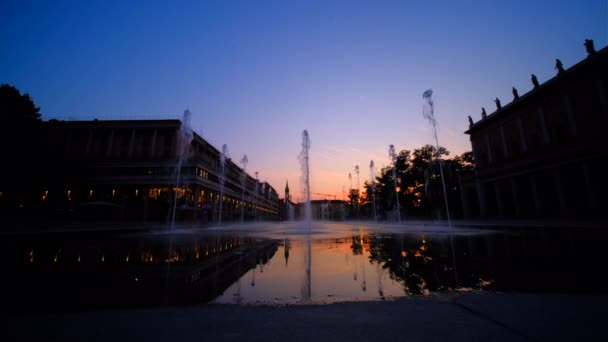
217;144;228;227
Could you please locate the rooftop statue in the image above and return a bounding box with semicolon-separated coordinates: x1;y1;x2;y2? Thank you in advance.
512;87;519;100
584;39;596;56
555;58;564;74
481;107;487;119
468;115;474;127
531;74;540;88
494;97;502;110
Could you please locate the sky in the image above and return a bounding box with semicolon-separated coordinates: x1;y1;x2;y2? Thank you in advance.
1;0;607;202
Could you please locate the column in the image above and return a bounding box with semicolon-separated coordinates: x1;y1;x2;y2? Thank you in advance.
510;178;520;217
500;125;509;159
148;129;157;158
485;134;493;163
596;79;608;118
517;118;527;152
552;168;567;214
529;174;542;216
105;129;114;158
562;94;578;136
127;129;136;159
85;129;93;157
581;162;598;211
493;182;503;217
537;107;550;144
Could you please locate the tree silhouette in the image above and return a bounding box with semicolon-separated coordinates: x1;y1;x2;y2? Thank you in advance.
0;83;41;124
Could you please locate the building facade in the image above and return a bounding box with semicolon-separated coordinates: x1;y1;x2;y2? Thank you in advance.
0;119;280;222
460;41;608;219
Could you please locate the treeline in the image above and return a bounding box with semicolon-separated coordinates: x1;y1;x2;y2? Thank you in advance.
350;145;473;221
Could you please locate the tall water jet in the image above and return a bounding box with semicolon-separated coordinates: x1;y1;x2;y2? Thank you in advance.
218;144;228;227
422;89;452;227
298;130;312;301
298;130;312;224
388;144;401;222
355;165;360;220
369;160;377;222
240;154;248;224
254;171;259;221
170;110;193;231
166;109;192;304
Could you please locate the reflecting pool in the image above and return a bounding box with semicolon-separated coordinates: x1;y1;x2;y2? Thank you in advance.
1;221;607;311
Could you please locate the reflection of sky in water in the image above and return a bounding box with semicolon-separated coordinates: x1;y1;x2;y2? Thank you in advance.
214;236;406;305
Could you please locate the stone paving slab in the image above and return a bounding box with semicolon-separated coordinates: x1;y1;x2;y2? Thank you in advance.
3;292;607;341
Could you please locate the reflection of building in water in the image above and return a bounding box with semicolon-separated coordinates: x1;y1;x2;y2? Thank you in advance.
460;41;608;219
1;234;278;311
0;119;280;223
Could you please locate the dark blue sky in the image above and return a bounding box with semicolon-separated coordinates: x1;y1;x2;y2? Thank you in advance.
2;0;606;198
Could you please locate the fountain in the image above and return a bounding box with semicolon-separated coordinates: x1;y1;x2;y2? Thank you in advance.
170;110;193;230
422;89;451;226
217;144;228;227
423;89;457;287
240;154;248;224
369;160;377;222
388;145;401;222
355;165;360;220
298;130;312;224
166;109;193;303
298;130;312;301
254;171;259;221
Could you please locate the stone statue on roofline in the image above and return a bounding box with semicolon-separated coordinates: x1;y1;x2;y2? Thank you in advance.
531;74;540;88
512;87;519;100
481;107;487;119
494;97;502;111
468;115;474;127
584;39;596;56
555;59;564;74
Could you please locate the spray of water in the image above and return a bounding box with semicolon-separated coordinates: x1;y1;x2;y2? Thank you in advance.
254;171;259;221
423;89;457;288
240;154;248;224
369;160;377;222
355;165;360;220
298;130;312;301
298;130;312;223
171;110;193;230
218;144;228;227
388;144;401;222
166;109;193;304
422;89;451;226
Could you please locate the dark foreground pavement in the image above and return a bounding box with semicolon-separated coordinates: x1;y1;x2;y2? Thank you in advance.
2;292;607;341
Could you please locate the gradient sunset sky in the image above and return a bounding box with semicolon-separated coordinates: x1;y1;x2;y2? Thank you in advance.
1;0;607;201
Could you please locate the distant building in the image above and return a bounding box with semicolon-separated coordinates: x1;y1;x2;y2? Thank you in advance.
0;119;279;222
302;199;347;221
460;41;608;219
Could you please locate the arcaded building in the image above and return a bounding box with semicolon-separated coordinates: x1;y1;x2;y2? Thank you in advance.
1;119;279;222
460;40;608;219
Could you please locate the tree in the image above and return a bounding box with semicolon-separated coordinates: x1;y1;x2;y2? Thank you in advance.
0;83;41;124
